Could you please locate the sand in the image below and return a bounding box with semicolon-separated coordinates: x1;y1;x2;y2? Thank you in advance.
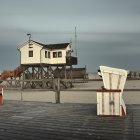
3;79;140;104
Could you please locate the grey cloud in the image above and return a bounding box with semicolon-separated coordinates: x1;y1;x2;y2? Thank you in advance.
0;0;140;71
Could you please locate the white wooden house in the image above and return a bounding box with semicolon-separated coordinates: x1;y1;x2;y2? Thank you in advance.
18;40;77;66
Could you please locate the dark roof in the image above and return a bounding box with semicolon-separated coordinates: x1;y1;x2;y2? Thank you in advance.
32;40;45;46
44;43;70;50
32;40;70;50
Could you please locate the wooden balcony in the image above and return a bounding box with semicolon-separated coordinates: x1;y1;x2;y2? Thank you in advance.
66;56;77;65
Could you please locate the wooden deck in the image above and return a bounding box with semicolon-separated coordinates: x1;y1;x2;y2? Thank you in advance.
0;101;140;140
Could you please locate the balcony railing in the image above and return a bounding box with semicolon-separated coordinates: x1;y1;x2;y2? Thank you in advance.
66;56;77;65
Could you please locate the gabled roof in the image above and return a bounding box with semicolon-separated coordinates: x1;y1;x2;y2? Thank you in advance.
32;41;45;47
44;43;70;50
19;40;70;50
32;41;70;50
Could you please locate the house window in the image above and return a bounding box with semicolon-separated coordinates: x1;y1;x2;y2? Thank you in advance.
58;51;62;57
29;43;33;48
45;51;47;58
29;50;33;57
53;52;57;58
48;52;50;58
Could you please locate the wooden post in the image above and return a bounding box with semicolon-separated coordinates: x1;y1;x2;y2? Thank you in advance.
21;70;25;89
21;91;23;101
70;65;72;80
64;65;67;79
0;85;3;105
55;78;60;103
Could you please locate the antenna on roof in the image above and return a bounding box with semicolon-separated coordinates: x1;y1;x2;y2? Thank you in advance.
27;33;31;41
27;33;32;48
75;27;77;57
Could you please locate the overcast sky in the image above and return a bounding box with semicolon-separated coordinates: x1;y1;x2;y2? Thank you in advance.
0;0;140;72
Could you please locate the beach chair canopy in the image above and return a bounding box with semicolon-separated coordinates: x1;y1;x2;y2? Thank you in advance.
100;66;128;91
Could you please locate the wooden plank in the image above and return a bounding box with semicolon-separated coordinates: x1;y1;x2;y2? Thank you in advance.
96;89;121;92
0;101;139;139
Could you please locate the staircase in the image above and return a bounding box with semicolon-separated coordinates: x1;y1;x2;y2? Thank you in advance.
0;65;26;83
14;66;26;77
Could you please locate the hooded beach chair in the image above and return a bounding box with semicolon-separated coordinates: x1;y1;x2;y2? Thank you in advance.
96;66;128;116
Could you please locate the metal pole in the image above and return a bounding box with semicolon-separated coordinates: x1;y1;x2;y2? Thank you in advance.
27;33;31;48
75;27;77;57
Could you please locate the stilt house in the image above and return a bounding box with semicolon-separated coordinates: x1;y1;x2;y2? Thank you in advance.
18;40;77;66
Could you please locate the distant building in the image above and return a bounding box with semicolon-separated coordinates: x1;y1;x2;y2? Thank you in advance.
18;40;77;66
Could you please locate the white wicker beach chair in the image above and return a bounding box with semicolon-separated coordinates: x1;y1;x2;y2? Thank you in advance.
96;66;128;116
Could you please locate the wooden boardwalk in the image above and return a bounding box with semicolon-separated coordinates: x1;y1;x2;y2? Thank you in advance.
0;101;140;140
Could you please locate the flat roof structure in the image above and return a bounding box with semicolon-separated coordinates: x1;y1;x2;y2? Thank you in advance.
0;100;139;140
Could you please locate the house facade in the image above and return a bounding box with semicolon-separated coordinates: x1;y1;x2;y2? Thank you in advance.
18;40;77;66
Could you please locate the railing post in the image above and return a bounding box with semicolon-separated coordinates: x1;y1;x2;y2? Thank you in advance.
55;78;60;103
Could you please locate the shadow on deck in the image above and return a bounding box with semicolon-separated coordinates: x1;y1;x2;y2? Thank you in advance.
0;101;139;140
